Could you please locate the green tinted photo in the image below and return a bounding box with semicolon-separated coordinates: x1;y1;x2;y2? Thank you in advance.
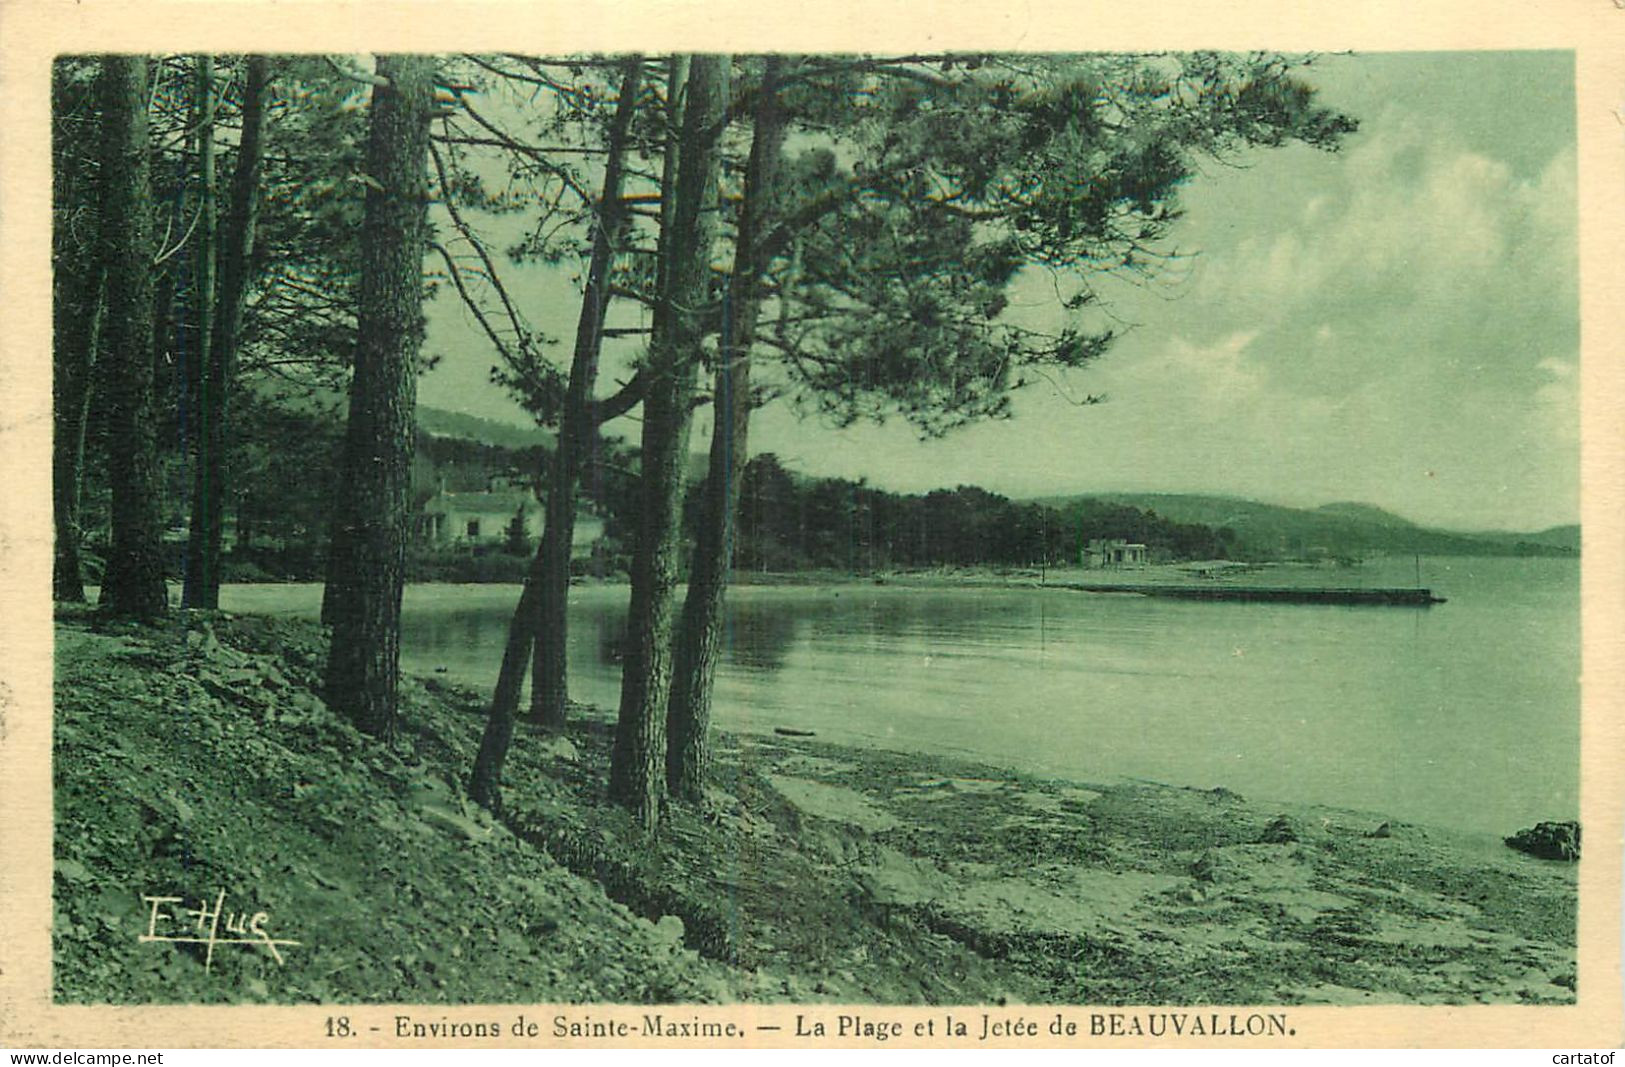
52;50;1578;1006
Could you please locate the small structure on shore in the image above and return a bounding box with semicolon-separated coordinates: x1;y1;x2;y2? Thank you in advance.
1084;538;1149;568
421;487;541;546
420;482;606;557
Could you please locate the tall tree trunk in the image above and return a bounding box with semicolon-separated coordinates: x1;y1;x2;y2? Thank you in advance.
97;55;168;621
529;57;643;730
322;55;434;741
184;56;269;608
469;544;549;813
666;57;788;802
52;61;105;604
181;55;217;606
609;55;728;832
467;59;644;810
52;265;103;603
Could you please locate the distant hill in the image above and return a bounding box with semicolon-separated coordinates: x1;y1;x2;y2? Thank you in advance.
417;407;553;451
1464;523;1580;553
245;392;552;451
1312;501;1419;527
1031;492;1578;559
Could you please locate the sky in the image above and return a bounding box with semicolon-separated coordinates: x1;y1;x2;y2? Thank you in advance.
417;51;1580;532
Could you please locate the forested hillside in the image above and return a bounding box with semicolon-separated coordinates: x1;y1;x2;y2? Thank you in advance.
1036;492;1578;560
726;454;1235;572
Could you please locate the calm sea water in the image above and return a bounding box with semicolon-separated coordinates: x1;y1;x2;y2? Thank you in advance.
220;556;1579;836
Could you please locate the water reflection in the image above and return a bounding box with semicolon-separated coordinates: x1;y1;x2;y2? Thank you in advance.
224;558;1580;836
722;600;805;672
411;609;500;652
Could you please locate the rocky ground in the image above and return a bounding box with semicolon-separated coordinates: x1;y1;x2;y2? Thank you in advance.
52;608;1576;1004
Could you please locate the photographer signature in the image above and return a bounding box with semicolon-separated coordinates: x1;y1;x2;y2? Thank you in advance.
140;889;299;972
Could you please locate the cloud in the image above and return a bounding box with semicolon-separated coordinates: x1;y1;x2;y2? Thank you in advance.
1070;100;1581;528
1196;107;1576;392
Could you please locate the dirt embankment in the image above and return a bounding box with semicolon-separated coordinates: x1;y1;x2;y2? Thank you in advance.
52;609;1575;1005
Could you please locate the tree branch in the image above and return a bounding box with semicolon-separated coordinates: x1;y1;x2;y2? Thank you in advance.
590;368;649;424
428;137;538;358
430;241;518;366
325;56;390;89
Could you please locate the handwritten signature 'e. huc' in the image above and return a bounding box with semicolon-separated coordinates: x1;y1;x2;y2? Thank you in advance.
140;890;300;972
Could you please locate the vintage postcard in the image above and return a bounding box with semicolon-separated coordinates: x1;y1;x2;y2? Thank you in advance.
2;0;1622;1051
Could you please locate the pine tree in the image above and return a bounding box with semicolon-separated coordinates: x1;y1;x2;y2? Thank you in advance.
51;59;105;603
529;56;645;729
607;54;729;830
666;55;790;802
323;55;435;740
184;55;270;609
97;54;168;620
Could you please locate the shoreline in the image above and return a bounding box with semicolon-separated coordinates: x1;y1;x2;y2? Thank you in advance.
51;608;1577;1005
157;551;1575;593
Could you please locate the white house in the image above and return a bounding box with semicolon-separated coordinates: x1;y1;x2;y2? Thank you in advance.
1084;538;1148;568
421;489;541;546
420;488;606;558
